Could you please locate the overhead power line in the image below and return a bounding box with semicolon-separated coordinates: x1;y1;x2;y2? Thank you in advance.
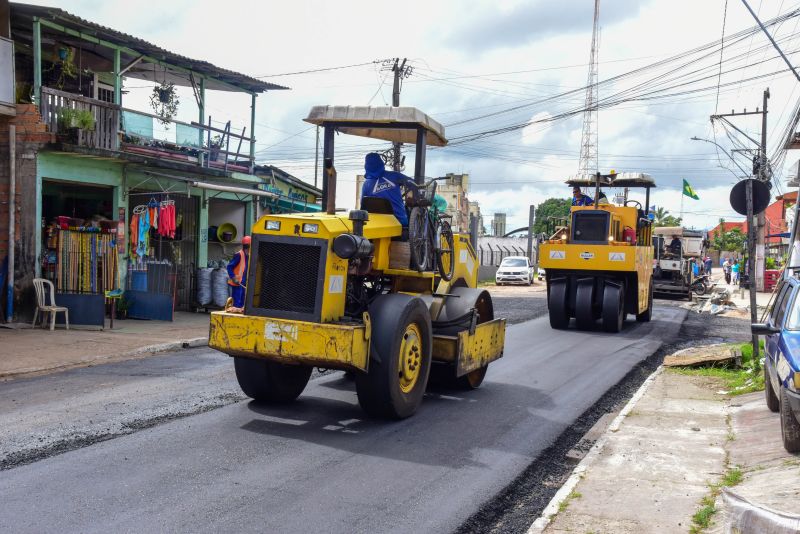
255;60;384;78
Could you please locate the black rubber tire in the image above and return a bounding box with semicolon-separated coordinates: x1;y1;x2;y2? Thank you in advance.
435;287;494;390
692;281;707;296
409;207;430;271
765;365;779;413
356;295;432;419
574;281;595;330
548;280;570;329
436;220;455;281
458;366;488;389
233;357;312;403
602;284;624;333
636;281;654;322
780;386;800;453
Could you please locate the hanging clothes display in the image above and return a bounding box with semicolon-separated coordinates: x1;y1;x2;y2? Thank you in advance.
54;229;118;293
158;199;176;239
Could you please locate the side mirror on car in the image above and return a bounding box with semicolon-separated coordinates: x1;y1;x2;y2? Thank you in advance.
751;323;781;335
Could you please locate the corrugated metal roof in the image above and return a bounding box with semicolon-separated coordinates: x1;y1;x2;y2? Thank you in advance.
11;2;288;93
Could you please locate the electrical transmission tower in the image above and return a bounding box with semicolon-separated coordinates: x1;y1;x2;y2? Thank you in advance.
577;0;600;177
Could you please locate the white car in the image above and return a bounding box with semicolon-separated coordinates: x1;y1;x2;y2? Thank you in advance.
495;256;534;286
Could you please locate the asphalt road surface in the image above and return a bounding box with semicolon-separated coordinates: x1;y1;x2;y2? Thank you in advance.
0;305;686;533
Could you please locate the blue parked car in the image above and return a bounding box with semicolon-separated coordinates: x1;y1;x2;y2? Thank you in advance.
752;278;800;453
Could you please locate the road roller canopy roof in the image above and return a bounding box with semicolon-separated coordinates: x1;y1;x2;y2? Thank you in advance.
566;172;656;188
304;106;448;146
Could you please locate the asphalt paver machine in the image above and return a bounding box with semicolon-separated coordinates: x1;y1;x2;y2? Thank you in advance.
209;106;506;419
539;172;655;332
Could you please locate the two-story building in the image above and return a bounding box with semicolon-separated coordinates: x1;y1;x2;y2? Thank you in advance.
1;2;319;324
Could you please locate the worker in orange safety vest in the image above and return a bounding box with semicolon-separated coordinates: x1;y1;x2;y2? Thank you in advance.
226;235;250;308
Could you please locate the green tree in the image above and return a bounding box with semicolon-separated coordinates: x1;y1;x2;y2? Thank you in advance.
712;219;746;252
659;214;683;227
653;207;682;227
533;197;571;234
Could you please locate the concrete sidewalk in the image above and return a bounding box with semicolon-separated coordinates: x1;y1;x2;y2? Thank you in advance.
0;312;210;380
533;369;800;534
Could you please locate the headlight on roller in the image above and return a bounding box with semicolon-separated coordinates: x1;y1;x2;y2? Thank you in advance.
265;220;280;231
302;223;319;234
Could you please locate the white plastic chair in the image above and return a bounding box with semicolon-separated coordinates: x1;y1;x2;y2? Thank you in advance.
32;278;69;331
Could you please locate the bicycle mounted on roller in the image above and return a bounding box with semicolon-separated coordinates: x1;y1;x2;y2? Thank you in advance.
405;178;455;281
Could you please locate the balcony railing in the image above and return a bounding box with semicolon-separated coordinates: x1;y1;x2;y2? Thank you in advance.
40;87;120;150
121;108;255;172
39;87;255;173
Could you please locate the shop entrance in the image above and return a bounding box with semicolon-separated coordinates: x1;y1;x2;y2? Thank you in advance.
127;192;198;318
41;181;117;326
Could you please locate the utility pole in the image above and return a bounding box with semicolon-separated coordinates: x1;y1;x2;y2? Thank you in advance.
526;205;535;265
314;125;320;189
384;58;412;171
710;88;770;292
756;89;769;292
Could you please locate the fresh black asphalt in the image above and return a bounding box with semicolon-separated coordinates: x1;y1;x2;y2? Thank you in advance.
0;304;686;533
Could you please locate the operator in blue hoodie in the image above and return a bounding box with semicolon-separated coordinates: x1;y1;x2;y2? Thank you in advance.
361;152;415;226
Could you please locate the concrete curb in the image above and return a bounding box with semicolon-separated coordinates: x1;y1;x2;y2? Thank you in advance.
0;337;209;380
526;366;664;534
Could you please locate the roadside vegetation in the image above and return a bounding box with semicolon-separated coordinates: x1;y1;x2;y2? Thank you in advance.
690;465;743;533
670;342;764;395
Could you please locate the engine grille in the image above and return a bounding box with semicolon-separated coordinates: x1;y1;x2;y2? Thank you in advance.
247;237;325;320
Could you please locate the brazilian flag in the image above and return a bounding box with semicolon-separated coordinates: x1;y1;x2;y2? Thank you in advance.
682;179;699;200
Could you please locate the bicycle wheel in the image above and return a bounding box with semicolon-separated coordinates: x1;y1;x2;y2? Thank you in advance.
436;219;454;281
409;207;430;271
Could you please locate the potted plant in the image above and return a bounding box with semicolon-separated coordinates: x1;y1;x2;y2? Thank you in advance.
150;81;179;126
53;45;77;90
59;107;80;129
76;109;95;131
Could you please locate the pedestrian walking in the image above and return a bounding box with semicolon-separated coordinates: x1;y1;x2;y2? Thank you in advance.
722;258;731;284
704;256;712;275
731;260;740;285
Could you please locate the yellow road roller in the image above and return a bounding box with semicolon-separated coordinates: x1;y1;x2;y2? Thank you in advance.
539;172;654;332
209;106;506;418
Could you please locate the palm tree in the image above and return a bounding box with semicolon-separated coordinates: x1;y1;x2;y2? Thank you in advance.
653;207;669;225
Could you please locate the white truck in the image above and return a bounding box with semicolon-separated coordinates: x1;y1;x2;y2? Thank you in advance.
652;226;706;299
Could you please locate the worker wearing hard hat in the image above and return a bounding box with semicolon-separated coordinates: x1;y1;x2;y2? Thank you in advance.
227;235;251;309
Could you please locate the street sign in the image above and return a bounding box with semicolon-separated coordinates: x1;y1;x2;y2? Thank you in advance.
730;179;770;216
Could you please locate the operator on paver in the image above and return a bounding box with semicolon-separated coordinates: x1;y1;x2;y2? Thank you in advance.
227;235;250;309
572;186;594;206
361;152;415;227
669;234;682;255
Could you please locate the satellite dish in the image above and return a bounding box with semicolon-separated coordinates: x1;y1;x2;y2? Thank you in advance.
729;179;771;216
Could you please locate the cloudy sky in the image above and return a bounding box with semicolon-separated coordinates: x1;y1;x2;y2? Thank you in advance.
42;0;800;231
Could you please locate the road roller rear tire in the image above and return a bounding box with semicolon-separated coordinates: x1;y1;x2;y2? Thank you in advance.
575;281;595;330
234;358;312;403
434;287;494;390
602;284;625;333
356;294;432;419
548;280;570;329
